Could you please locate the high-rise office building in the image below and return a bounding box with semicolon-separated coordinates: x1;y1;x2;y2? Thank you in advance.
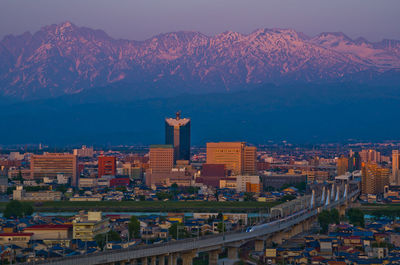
392;150;400;185
360;149;381;163
98;156;116;177
146;145;175;186
337;155;349;176
149;145;174;173
361;163;390;195
348;152;362;172
206;142;257;175
73;145;94;158
165;112;191;162
243;146;257;175
30;153;78;187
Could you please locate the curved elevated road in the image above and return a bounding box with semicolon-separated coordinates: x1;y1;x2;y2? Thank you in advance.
23;188;359;265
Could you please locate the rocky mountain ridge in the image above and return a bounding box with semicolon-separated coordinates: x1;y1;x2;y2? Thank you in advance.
1;22;399;99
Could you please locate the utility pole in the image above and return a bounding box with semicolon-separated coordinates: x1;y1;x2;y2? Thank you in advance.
105;232;108;251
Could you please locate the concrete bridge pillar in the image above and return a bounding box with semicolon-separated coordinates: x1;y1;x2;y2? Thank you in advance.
129;259;137;265
284;229;292;241
294;223;302;235
181;251;196;265
254;240;264;252
339;203;347;217
142;257;148;265
150;256;156;265
227;247;239;260
159;255;166;265
208;250;220;265
168;254;177;265
266;237;274;247
272;233;283;245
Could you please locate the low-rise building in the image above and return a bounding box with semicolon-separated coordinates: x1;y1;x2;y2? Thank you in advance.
72;211;109;241
13;186;62;201
79;177;97;188
0;176;7;193
23;224;72;240
0;233;33;248
236;175;260;193
70;194;103;201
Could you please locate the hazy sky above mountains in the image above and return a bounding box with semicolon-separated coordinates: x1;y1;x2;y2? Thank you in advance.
1;0;399;41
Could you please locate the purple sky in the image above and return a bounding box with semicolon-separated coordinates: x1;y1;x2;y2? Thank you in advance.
1;0;400;42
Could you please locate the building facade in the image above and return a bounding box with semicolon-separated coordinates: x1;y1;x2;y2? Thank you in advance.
206;142;257;175
72;212;109;241
98;156;116;177
146;145;174;186
13;186;62;201
148;145;174;173
337;155;349;176
30;153;78;187
392;150;400;185
165;112;191;162
236;175;260;193
360;149;381;163
348;152;362;172
73;145;94;158
196;164;226;188
362;163;390;195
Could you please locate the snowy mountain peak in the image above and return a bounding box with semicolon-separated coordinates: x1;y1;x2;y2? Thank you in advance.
0;22;399;100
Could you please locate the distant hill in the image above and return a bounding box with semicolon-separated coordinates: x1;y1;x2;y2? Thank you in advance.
0;83;399;145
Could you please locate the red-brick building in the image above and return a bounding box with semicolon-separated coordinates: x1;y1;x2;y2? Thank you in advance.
98;156;116;177
196;164;226;188
110;177;130;188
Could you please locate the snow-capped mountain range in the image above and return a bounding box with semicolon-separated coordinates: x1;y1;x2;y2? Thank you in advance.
1;21;399;100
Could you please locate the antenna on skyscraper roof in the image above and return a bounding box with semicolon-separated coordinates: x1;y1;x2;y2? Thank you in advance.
176;111;181;120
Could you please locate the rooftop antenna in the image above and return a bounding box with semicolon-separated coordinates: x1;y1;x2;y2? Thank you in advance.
176;111;181;120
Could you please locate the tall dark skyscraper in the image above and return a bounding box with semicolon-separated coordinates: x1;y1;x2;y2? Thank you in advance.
165;112;191;162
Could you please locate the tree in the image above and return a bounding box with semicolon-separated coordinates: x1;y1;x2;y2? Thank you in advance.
128;216;140;239
169;223;187;239
318;209;340;234
156;192;172;201
217;222;226;233
215;190;219;202
3;200;34;219
170;183;179;199
244;192;256;201
294;182;307;193
17;169;24;182
21;202;34;216
264;186;275;192
95;231;121;250
346;208;365;228
318;210;332;234
279;194;296;202
56;185;68;193
185;186;199;194
171;183;178;190
216;212;223;220
330;208;340;225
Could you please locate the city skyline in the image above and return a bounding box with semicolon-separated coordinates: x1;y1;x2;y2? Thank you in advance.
1;1;400;264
